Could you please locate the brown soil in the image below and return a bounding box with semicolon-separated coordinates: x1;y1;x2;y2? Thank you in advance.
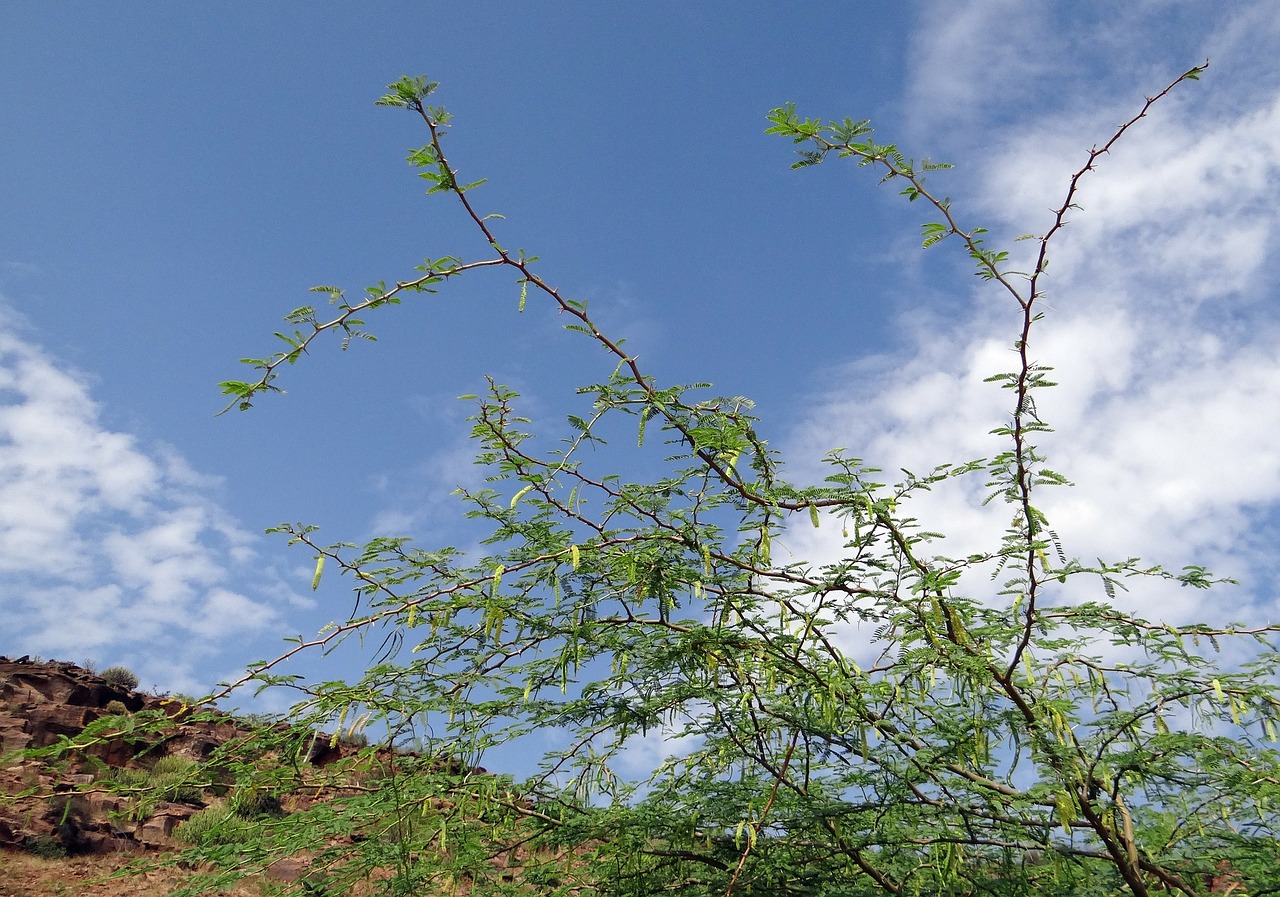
0;849;259;897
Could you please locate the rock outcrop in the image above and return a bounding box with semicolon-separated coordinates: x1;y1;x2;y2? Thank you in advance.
0;657;235;855
0;657;142;757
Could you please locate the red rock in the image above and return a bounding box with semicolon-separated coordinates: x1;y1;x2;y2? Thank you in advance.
136;804;198;847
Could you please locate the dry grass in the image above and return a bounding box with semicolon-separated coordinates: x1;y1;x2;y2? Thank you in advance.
0;850;261;897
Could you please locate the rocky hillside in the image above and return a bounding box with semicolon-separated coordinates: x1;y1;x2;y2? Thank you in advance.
0;656;248;856
0;656;368;894
0;657;538;896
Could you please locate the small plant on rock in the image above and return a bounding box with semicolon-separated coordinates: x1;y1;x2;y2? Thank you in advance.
147;756;203;807
99;665;139;692
151;754;196;776
231;785;284;819
27;833;67;858
174;802;255;847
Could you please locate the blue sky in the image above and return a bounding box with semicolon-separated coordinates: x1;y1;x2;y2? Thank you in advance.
2;2;1279;743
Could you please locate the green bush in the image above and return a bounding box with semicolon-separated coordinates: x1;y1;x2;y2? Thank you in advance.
230;786;283;819
111;768;150;790
151;754;196;776
103;699;129;715
150;772;203;805
173;803;256;847
27;833;67;858
99;665;139;691
102;760;204;823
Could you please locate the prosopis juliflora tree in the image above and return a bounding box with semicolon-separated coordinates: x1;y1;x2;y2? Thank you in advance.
63;64;1280;896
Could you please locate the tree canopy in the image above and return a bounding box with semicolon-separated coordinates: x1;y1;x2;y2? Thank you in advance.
44;66;1280;896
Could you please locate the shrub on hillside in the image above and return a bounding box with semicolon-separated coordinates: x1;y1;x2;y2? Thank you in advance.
173;803;256;847
149;770;203;805
27;833;67;858
100;665;139;692
231;786;284;819
145;757;203;807
151;754;197;776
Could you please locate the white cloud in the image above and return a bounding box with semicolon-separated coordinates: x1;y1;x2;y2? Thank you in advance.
0;311;287;686
615;724;703;780
363;437;490;545
905;0;1060;138
3;261;42;277
191;588;282;638
784;7;1280;638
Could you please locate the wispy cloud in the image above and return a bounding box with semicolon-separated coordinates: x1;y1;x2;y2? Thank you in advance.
904;0;1059;138
0;310;296;692
2;261;42;278
784;6;1280;632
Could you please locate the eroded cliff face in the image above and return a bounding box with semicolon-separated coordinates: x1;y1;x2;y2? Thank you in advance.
2;658;140;754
